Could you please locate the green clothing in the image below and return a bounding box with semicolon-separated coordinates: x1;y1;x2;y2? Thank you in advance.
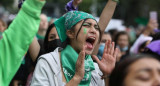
0;0;45;86
36;33;45;39
61;45;95;86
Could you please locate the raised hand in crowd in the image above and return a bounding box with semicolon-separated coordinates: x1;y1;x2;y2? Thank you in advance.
144;19;159;36
92;40;118;76
73;0;82;8
66;45;86;86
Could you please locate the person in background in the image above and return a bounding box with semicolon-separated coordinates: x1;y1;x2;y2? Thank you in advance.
130;19;158;54
114;31;130;61
36;14;49;40
109;54;160;86
0;0;45;85
97;32;112;60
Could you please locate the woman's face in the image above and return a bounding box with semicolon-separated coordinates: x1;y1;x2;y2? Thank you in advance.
70;19;100;55
48;27;59;41
117;34;129;48
124;58;160;86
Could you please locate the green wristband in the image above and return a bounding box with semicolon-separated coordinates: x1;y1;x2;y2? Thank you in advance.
112;0;119;3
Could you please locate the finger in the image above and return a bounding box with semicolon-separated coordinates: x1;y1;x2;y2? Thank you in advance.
92;55;101;64
75;51;85;76
103;40;108;53
110;42;115;55
82;44;85;52
106;40;111;54
77;49;85;64
113;48;119;58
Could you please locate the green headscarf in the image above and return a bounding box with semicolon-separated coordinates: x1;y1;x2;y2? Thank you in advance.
54;11;96;42
54;11;97;86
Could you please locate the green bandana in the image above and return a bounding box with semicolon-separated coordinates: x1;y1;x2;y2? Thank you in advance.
61;45;95;86
54;11;96;42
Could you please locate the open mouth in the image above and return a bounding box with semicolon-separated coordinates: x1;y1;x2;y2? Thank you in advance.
86;36;96;49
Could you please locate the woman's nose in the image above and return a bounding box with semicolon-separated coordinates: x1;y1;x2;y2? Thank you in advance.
89;27;97;34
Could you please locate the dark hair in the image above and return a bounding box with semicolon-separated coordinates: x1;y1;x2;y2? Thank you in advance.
108;29;118;41
43;23;55;52
109;54;159;86
138;41;148;53
151;32;160;42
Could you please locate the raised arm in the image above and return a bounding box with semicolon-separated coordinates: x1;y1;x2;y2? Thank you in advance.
92;0;118;55
98;0;117;33
130;19;157;54
29;37;40;62
0;0;45;85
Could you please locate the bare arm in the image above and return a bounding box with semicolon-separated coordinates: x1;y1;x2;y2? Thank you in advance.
29;37;40;62
98;0;117;33
92;0;117;55
66;45;85;86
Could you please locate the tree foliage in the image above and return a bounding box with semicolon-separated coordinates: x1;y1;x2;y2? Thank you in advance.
1;0;160;26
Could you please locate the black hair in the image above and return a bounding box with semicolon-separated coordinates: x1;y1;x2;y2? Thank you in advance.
151;32;160;42
109;54;159;86
43;23;55;53
138;41;148;53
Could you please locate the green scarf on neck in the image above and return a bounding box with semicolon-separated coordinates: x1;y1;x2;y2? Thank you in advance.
61;45;95;86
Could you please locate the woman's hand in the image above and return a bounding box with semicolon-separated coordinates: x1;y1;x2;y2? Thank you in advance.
66;46;85;86
92;40;118;75
144;19;159;35
73;0;82;8
74;45;85;80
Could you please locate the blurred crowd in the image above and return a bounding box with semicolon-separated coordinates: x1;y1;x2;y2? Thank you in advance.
0;0;160;86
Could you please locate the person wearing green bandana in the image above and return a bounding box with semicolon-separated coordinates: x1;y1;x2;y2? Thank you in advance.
0;0;45;86
26;0;118;66
31;11;118;86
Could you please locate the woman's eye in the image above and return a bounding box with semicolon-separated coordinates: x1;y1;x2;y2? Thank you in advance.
49;36;54;39
94;25;99;30
137;76;150;81
49;35;56;39
83;23;91;27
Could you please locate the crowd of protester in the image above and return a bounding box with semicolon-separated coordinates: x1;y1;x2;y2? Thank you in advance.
0;0;160;86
